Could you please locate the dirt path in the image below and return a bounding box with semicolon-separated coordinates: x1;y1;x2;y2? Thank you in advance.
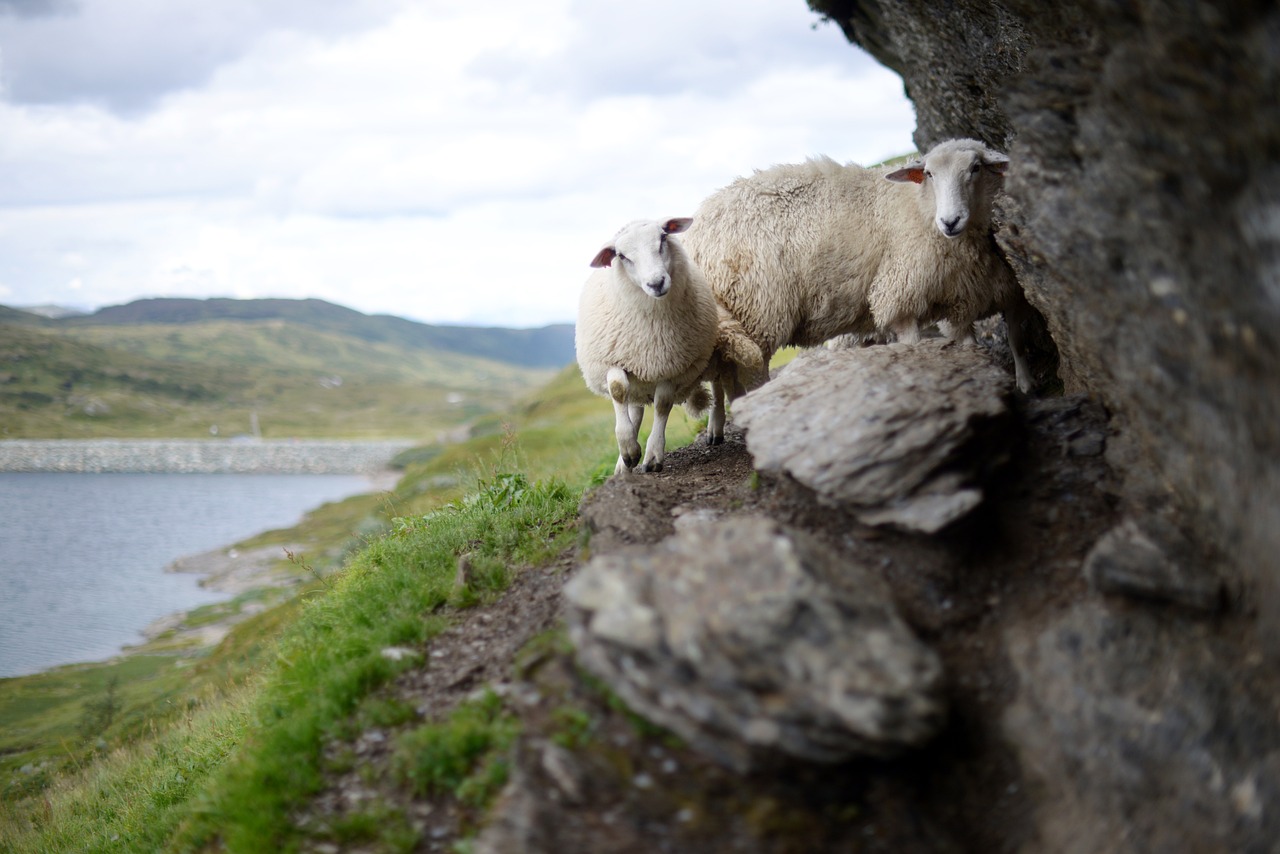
295;392;1118;852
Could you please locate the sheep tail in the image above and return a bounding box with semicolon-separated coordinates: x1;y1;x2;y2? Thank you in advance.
683;383;713;418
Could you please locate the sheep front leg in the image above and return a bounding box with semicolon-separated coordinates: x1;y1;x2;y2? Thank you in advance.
607;368;642;473
892;320;922;345
637;380;674;473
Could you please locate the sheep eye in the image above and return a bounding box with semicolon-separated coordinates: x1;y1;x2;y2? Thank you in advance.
616;253;628;263
970;163;981;174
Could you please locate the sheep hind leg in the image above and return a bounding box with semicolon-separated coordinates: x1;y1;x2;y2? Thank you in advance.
608;368;641;473
940;319;977;349
1001;292;1036;394
707;375;726;446
637;381;674;473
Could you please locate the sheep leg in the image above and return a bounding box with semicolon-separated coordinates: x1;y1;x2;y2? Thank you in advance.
608;368;642;473
707;374;726;445
637;381;674;473
941;319;977;349
1002;292;1036;394
892;319;922;344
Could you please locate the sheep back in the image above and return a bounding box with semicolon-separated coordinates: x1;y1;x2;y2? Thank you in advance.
682;157;898;359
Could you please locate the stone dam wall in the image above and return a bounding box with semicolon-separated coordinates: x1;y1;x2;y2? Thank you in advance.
0;439;417;474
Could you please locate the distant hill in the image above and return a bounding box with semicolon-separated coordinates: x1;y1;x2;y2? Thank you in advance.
62;298;576;369
0;297;572;439
0;305;55;325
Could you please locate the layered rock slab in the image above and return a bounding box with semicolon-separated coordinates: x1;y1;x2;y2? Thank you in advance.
565;515;944;772
733;341;1015;533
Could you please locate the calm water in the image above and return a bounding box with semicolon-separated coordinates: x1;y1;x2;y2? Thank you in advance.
0;472;377;678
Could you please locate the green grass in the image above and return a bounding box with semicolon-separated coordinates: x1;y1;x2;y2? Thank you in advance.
0;684;254;853
174;471;580;852
394;688;519;807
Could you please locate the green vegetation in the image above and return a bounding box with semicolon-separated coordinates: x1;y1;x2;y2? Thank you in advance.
0;362;707;852
176;471;578;852
394;689;518;807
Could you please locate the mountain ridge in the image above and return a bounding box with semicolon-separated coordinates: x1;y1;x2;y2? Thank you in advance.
5;297;576;370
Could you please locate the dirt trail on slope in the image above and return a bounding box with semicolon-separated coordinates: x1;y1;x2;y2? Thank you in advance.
301;394;1117;852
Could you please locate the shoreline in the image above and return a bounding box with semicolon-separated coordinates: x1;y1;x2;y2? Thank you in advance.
134;467;402;656
0;438;417;474
2;458;407;677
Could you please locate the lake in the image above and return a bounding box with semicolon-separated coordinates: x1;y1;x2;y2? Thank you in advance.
0;472;379;678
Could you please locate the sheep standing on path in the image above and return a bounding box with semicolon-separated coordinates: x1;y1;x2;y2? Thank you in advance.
575;218;719;474
682;138;1036;442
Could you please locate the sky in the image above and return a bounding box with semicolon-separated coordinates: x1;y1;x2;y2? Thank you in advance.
0;0;916;328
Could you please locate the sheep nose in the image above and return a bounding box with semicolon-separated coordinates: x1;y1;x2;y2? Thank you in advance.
941;215;963;234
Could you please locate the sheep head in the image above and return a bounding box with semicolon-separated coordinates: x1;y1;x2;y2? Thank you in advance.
886;139;1008;240
590;217;693;299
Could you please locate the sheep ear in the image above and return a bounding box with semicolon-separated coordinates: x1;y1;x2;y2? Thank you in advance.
885;165;925;184
662;217;693;235
591;246;616;268
982;150;1010;175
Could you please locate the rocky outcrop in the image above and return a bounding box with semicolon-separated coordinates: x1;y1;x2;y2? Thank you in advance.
566;515;944;772
809;0;1280;616
734;341;1013;533
529;335;1280;852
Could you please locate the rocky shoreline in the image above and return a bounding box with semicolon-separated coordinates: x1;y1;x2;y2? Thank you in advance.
0;439;416;473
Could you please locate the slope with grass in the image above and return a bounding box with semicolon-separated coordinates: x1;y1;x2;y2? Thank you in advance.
0;362;707;852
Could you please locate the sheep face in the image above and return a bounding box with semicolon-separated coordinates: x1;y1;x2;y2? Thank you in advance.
590;217;693;299
886;139;1009;240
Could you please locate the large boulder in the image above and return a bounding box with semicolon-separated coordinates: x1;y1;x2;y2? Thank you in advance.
733;341;1014;533
565;515;945;772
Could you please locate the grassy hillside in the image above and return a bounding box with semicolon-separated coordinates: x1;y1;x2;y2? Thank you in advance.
0;363;708;852
0;316;558;439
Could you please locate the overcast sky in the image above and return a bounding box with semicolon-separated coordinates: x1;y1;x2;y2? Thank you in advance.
0;0;915;328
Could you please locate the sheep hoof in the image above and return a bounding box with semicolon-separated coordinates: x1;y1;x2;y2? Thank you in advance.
637;460;663;473
706;433;725;446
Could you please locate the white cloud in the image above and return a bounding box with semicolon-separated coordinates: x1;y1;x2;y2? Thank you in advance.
0;0;916;326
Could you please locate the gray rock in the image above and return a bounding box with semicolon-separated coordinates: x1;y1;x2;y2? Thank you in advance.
810;0;1280;637
1002;602;1280;853
565;515;945;772
1083;519;1223;612
733;341;1013;533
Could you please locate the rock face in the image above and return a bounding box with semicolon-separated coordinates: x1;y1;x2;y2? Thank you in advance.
1003;602;1280;852
809;0;1280;613
733;341;1013;533
565;515;945;772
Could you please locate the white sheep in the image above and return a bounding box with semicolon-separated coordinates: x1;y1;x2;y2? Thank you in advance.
682;138;1036;442
575;217;720;474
